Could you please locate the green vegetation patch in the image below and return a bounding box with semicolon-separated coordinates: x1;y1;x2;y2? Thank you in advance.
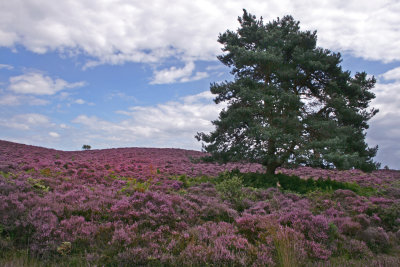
221;170;377;196
168;174;218;188
168;170;377;196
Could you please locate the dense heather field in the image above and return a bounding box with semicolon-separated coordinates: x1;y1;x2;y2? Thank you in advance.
1;140;400;266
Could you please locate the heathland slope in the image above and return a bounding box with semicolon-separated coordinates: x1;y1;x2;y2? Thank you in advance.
1;140;399;266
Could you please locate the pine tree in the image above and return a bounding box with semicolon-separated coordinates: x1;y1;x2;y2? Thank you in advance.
196;10;379;174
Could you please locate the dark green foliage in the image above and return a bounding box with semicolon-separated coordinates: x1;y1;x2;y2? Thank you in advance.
327;222;340;243
82;145;91;150
215;176;246;211
169;175;219;188
220;169;376;195
368;202;400;231
169;170;376;196
379;203;400;231
196;10;379;174
358;227;390;253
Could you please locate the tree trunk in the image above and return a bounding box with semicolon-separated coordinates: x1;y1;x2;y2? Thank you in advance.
266;162;280;175
265;139;279;175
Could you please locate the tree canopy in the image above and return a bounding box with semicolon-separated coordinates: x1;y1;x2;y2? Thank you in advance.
196;10;379;174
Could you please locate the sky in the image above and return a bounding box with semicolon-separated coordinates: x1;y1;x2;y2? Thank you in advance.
0;0;399;170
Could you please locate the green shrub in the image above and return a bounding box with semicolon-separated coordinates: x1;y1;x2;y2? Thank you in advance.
358;227;390;253
220;170;376;196
215;175;245;211
39;168;52;177
169;175;217;188
370;202;400;231
119;178;151;195
82;145;91;150
27;177;50;193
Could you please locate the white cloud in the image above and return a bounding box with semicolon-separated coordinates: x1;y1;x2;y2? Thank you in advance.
1;0;399;68
290;1;400;63
107;91;138;103
0;113;51;130
7;72;85;95
151;61;209;84
181;90;215;103
19;113;50;125
0;113;66;149
366;73;400;169
0;94;20;106
74;98;85;104
72;115;127;133
371;82;400;119
380;67;400;81
49;131;60;138
182;71;209;83
26;97;49;106
206;65;225;71
58;92;70;99
0;64;13;70
72;90;224;149
0;94;49;106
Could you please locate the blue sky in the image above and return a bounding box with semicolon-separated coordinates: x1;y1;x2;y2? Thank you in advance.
1;0;400;169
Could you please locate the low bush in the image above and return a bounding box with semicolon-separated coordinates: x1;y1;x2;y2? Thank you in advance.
215;175;245;211
221;169;377;196
358;227;391;253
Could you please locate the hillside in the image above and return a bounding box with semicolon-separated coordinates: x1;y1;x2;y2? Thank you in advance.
1;140;400;266
0;140;265;177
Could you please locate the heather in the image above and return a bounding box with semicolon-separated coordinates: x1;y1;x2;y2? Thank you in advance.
1;140;400;266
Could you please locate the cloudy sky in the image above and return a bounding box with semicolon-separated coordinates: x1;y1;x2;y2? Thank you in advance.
0;0;399;169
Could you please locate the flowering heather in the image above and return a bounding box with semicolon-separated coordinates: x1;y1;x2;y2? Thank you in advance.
0;140;400;266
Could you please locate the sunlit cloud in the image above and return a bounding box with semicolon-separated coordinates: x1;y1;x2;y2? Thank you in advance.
1;0;399;67
8;72;85;95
